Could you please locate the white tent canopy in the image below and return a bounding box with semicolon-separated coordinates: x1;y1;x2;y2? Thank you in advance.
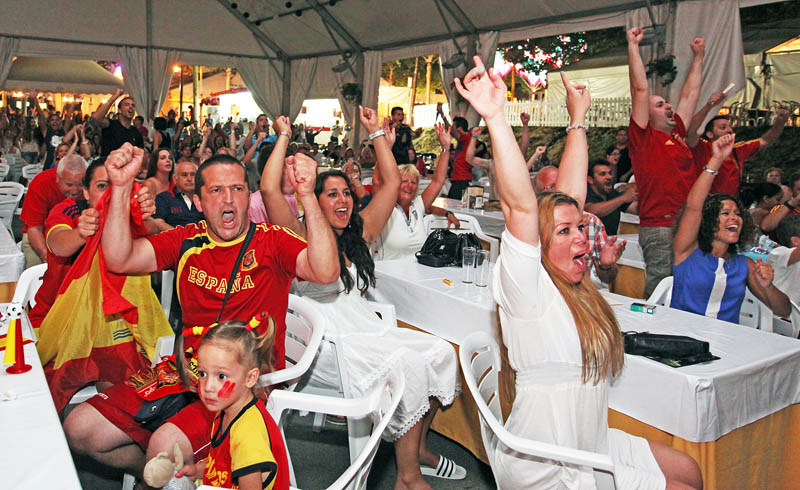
4;57;124;94
0;0;788;132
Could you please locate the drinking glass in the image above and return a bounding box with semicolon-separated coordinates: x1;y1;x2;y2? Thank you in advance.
475;250;490;287
462;247;477;283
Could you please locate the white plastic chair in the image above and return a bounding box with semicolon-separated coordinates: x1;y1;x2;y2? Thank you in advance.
0;161;9;181
263;373;404;490
21;164;43;186
738;288;762;329
424;212;499;262
459;332;617;490
0;181;25;231
646;276;673;306
12;263;47;312
160;269;175;318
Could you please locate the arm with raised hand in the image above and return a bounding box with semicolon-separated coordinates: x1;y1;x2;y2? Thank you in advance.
228;120;238;151
421;122;453;210
455;56;538;246
198;124;211;158
759;108;790;148
555;72;592;210
525;145;546;171
101;143;159;274
518;112;531;159
627;27;650;130
673;134;735;265
242;131;266;169
261;116;303;236
675;38;706;125
92;87;124;128
465;126;490;170
686;91;725;148
358;108;400;244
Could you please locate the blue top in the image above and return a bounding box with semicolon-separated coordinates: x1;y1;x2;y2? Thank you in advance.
671;247;749;323
154;189;205;227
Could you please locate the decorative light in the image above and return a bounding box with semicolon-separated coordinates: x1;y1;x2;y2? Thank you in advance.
173;65;181;73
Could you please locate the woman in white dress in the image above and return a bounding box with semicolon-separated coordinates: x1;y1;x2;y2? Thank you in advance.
454;57;703;490
372;123;459;260
261;108;464;489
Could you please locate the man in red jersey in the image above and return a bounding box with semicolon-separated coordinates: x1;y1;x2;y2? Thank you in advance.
627;26;705;297
64;144;339;483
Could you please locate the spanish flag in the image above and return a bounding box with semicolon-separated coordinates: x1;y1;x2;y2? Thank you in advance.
37;185;174;411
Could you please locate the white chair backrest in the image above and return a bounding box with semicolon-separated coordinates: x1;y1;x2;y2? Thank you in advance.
739;288;762;328
12;263;47;310
0;161;9;181
259;294;326;389
424;212;499;262
0;182;25;230
266;373;405;490
160;269;175;318
21;164;43;185
646;276;673;306
459;332;617;490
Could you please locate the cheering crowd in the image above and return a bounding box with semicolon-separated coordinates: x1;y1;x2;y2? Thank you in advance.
3;23;799;490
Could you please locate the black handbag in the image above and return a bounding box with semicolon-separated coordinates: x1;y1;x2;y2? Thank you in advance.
416;229;460;267
623;332;719;367
455;233;482;265
134;392;195;431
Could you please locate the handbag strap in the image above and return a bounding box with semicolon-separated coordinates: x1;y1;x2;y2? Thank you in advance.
215;222;257;324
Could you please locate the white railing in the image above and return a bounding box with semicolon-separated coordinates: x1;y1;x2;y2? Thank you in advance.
409;98;632;128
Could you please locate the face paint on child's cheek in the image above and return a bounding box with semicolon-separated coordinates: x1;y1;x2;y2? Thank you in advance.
218;380;236;398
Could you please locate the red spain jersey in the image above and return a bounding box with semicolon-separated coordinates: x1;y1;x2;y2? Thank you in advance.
20;169;71;233
203;397;289;489
29;198;88;327
691;139;760;197
628;115;699;227
146;221;307;369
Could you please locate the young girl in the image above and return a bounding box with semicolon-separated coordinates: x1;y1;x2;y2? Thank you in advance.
177;321;289;490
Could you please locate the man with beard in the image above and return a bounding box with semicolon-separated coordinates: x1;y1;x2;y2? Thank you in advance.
92;88;144;155
585;160;638;235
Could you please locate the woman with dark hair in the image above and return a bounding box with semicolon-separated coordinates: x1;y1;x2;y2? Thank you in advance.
151;116;171;151
262;109;464;488
143;148;174;197
456;57;701;489
671;135;790;323
742;182;784;229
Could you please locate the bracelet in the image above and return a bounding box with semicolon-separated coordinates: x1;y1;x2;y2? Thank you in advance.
566;124;588;133
279;131;291;138
368;128;385;141
440;147;449;153
80;141;89;145
703;166;719;176
785;202;797;211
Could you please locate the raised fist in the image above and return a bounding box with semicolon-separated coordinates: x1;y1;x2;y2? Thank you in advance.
627;27;644;45
690;38;706;56
105;143;144;188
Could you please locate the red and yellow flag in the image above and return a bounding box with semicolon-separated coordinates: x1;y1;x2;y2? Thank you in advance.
36;186;173;411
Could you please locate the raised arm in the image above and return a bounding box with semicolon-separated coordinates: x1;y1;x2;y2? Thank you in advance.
627;27;650;130
198;124;211;158
760;194;800;233
358;109;400;244
455;56;538;245
518;112;531;159
228;121;238;151
525;146;546;171
555;72;592;210
421;122;453;210
261;117;303;235
241;130;266;169
92;87;124;129
465;126;490;170
686;91;725;148
102;143;159;274
674;38;706;125
759;108;790;148
673;134;734;264
28;91;48;138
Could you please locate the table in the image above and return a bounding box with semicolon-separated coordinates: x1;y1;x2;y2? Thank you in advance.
0;222;24;302
618;212;640;235
433;197;505;238
374;257;800;490
0;307;82;490
611;233;645;299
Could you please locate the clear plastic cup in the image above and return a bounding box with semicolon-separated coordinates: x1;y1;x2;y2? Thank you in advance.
462;247;477;283
475;250;490;287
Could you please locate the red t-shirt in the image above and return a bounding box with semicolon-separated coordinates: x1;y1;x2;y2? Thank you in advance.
692;139;760;197
203;397;289;489
20;169;69;233
628;115;698;227
28;198;87;327
146;221;307;369
450;132;474;181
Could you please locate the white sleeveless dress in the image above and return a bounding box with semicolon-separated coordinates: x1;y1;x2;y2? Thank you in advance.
292;265;459;440
492;230;666;490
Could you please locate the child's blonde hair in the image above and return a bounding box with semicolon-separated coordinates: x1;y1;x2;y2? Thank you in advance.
198;319;275;375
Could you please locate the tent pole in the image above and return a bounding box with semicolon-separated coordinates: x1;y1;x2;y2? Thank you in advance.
281;59;291;118
193;66;200;125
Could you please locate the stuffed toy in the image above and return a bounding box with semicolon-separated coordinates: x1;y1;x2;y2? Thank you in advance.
143;442;196;489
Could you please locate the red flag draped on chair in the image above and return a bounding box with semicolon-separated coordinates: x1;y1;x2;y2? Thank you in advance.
37;185;173;411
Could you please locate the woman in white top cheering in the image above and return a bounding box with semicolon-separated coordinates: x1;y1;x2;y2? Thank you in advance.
454;55;702;490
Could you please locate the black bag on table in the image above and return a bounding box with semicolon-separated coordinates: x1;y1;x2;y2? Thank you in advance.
622;332;719;368
415;229;482;268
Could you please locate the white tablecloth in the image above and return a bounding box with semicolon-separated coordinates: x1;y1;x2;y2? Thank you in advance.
0;308;82;490
373;258;497;345
433;197;506;238
620;212;640;225
373;258;800;443
0;222;24;283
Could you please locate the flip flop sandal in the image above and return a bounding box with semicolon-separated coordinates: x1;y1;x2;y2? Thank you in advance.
420;455;467;480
